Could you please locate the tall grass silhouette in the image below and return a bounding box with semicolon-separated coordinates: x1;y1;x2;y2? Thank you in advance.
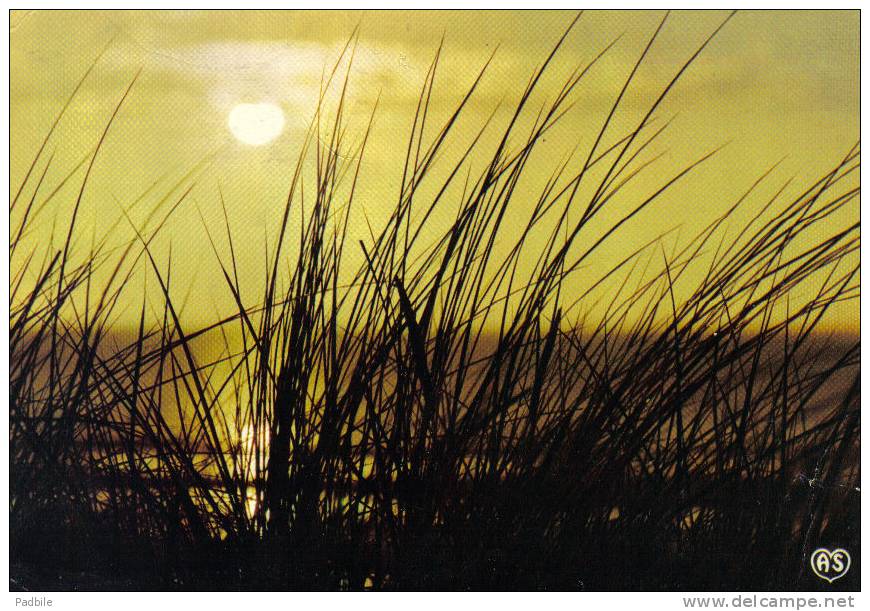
10;13;860;590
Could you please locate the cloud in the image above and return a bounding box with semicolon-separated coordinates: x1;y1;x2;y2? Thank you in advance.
120;39;429;115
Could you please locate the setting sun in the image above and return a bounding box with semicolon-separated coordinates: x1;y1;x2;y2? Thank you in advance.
227;102;285;145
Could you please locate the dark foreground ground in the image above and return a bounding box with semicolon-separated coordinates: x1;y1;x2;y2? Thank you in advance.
9;473;860;592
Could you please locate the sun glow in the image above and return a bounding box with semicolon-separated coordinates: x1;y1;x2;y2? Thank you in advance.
227;102;285;146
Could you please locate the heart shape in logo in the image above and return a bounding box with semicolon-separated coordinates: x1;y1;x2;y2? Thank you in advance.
810;548;851;583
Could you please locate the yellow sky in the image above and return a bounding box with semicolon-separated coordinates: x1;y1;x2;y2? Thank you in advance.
10;10;860;333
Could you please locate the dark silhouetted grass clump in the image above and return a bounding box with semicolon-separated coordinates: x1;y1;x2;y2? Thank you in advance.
10;13;860;591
